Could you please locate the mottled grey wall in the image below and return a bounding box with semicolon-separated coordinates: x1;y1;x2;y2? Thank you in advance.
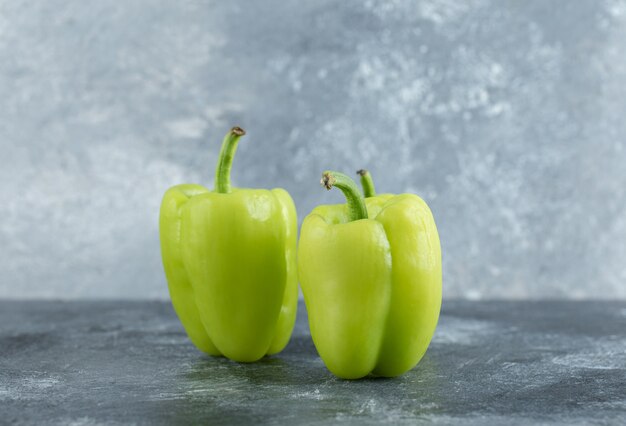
2;0;625;299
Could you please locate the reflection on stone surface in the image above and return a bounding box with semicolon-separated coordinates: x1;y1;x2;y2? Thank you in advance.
1;300;625;424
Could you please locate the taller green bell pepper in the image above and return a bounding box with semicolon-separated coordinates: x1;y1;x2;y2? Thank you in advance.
298;170;442;379
159;127;298;362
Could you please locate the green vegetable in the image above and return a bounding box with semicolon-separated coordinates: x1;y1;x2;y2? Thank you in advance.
298;170;442;379
159;127;298;362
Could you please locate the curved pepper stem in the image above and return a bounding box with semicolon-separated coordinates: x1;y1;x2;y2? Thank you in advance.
357;169;376;198
321;171;368;221
214;127;246;193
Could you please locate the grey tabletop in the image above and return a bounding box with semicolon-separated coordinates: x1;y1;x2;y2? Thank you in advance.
1;300;625;425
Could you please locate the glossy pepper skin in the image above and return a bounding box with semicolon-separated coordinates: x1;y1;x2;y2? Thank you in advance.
159;127;298;362
298;170;441;379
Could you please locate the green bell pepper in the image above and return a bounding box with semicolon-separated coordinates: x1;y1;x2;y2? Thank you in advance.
159;127;298;362
298;170;442;379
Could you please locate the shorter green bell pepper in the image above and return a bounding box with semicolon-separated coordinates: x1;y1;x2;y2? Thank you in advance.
298;170;442;379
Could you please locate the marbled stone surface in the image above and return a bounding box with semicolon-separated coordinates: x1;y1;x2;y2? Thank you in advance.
2;1;626;300
2;300;625;425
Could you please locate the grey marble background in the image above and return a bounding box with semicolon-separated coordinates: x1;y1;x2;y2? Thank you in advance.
1;0;625;299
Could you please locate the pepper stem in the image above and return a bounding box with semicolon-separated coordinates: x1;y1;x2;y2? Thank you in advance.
321;171;368;221
214;127;246;193
357;169;376;198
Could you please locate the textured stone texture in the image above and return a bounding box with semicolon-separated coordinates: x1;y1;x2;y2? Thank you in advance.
2;0;626;299
1;300;625;424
